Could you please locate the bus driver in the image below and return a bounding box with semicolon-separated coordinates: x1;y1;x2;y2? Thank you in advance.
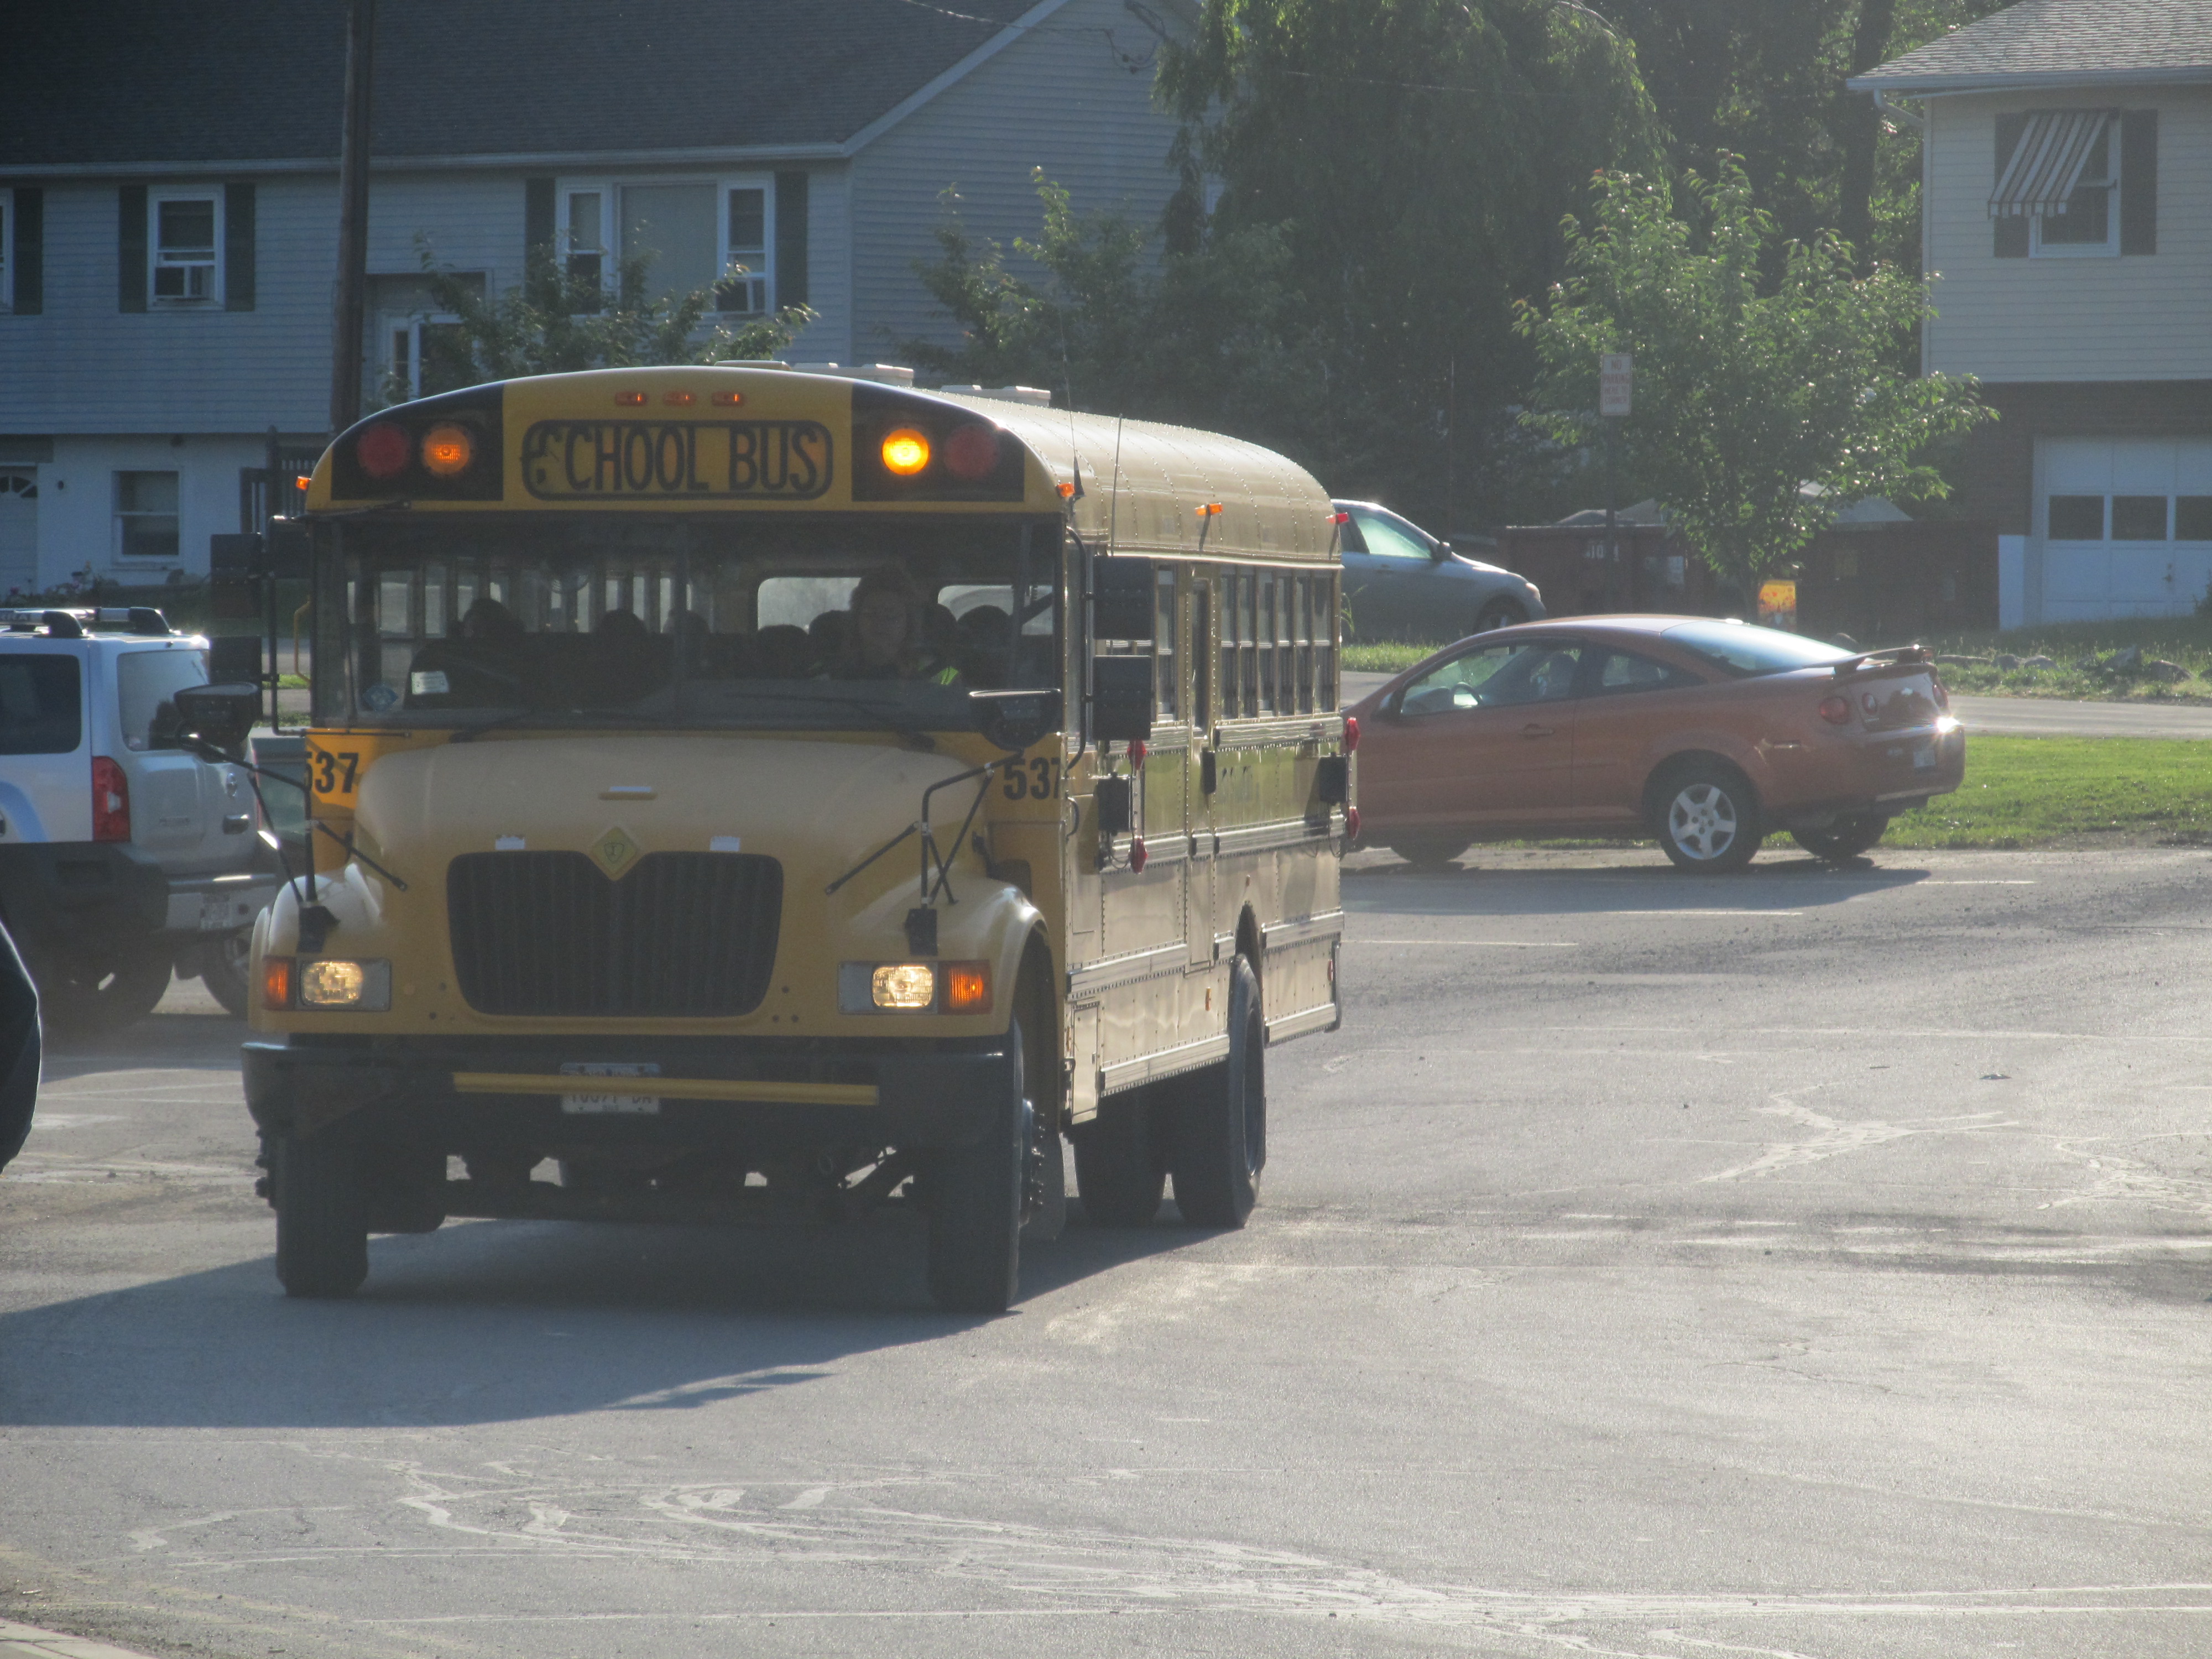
833;566;961;685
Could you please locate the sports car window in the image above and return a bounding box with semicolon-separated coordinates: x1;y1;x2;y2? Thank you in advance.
1589;649;1701;697
1350;508;1432;562
1399;641;1584;715
1661;620;1853;677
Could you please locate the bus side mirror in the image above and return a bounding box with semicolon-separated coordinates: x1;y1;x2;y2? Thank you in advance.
1091;656;1153;745
172;683;262;755
1093;557;1153;641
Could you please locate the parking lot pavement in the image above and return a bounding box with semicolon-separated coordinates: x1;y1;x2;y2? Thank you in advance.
4;847;2211;1658
0;1622;159;1659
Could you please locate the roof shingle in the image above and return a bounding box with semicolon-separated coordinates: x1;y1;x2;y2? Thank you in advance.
1851;0;2212;92
0;0;1042;169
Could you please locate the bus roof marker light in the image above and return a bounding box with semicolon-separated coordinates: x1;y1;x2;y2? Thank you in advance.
711;390;745;407
662;390;695;406
356;421;410;481
944;422;1001;483
1196;503;1224;517
881;428;932;477
1057;481;1076;499
420;424;473;477
614;391;647;407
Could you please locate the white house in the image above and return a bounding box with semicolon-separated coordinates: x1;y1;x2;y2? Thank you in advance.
0;0;1188;595
1851;0;2212;625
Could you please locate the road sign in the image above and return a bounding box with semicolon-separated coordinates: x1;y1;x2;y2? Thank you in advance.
1599;353;1632;418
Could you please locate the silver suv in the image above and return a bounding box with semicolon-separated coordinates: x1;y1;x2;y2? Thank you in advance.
0;608;279;1033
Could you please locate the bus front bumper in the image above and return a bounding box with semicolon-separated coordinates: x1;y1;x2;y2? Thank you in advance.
240;1037;1011;1151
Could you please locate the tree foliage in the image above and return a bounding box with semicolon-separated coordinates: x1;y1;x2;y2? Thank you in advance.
394;238;814;404
1151;0;1665;525
1515;157;1988;589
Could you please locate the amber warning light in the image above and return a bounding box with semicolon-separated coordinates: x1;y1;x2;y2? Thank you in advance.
880;428;932;476
420;424;474;477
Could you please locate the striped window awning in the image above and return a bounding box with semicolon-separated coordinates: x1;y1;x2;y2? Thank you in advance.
1990;110;2113;218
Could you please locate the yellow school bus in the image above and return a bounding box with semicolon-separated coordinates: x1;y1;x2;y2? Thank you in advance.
244;364;1351;1311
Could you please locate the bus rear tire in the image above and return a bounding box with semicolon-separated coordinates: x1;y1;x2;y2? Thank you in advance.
1073;1089;1165;1227
924;1016;1029;1313
1168;954;1265;1229
273;1129;371;1299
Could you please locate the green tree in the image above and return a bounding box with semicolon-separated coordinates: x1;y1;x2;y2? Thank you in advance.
1515;156;1987;592
1155;0;1664;526
392;238;814;404
900;174;1326;454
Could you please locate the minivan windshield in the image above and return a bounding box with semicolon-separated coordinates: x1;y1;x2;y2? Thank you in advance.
314;514;1063;731
1662;619;1855;677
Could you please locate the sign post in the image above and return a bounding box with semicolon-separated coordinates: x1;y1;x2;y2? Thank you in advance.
1598;354;1631;608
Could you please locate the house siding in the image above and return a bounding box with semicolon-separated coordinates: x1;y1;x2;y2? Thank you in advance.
1926;87;2212;382
846;0;1182;363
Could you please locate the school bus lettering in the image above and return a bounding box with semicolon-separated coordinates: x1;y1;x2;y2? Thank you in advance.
311;747;361;798
520;419;833;500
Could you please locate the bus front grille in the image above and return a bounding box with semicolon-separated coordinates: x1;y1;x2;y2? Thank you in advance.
447;851;782;1018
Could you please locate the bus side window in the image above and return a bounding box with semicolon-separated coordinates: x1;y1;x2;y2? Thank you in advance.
1192;582;1211;733
1258;571;1276;715
1240;568;1259;719
1318;573;1338;711
1154;567;1179;723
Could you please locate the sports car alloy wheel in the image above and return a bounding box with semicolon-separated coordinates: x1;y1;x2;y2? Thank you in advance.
1668;782;1739;862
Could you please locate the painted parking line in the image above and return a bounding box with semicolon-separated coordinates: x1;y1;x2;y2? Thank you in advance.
1351;939;1580;948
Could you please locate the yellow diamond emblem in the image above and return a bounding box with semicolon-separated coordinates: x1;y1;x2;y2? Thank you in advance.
592;826;639;879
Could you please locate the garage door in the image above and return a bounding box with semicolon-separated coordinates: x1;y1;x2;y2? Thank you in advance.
0;472;36;601
2037;437;2212;621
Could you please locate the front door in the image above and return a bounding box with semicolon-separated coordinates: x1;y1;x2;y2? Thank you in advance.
1339;506;1447;641
1360;638;1587;834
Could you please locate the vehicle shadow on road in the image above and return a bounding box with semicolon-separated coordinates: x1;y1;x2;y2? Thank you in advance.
1344;852;1936;914
37;1009;246;1083
0;1203;1206;1430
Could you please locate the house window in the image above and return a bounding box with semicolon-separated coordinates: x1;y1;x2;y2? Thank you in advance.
2047;495;2104;540
565;190;604;291
2032;124;2116;255
559;177;774;315
115;471;180;561
385;315;469;401
149;189;222;304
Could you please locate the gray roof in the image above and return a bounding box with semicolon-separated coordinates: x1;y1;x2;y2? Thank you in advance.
1850;0;2212;93
0;0;1040;171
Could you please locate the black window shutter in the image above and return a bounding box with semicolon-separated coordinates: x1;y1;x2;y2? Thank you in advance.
775;170;808;310
1994;114;2027;257
118;184;148;310
224;182;255;310
2121;109;2158;255
524;176;556;268
11;188;41;315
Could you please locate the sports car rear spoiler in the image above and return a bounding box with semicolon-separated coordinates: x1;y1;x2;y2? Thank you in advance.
1832;644;1931;677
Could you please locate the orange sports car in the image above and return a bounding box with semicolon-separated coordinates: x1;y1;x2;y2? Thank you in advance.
1347;616;1965;872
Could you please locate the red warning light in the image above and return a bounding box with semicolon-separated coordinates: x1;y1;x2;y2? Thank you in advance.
356;422;410;481
945;422;1001;483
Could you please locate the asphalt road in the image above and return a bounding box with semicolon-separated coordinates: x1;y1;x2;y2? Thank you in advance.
1342;668;2212;738
4;846;2211;1659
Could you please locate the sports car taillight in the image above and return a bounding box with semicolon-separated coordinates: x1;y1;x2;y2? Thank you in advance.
1817;695;1853;726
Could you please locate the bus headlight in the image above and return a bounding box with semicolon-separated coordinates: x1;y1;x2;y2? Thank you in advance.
296;958;393;1010
838;961;992;1014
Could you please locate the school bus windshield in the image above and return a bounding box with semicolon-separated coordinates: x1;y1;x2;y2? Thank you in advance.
312;513;1063;731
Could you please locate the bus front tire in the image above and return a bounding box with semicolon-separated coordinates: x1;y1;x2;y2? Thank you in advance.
1073;1089;1165;1227
1168;954;1265;1229
924;1016;1029;1314
273;1130;371;1299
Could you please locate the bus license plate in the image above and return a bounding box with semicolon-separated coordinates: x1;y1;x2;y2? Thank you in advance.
1913;742;1936;769
562;1092;660;1115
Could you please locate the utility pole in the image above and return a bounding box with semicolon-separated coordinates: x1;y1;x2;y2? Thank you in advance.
1599;353;1632;611
330;0;377;436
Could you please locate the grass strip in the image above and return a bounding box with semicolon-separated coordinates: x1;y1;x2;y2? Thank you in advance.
1885;735;2212;848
